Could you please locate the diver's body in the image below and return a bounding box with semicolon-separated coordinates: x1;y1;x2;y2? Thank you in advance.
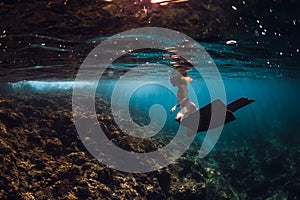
170;74;197;122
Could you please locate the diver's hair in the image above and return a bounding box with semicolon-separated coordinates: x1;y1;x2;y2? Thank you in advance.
176;66;189;77
180;70;188;77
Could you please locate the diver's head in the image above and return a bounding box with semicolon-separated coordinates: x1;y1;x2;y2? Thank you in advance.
176;67;188;77
170;74;192;86
170;74;186;86
170;66;192;86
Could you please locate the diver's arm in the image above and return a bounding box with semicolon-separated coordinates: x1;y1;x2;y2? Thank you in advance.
170;97;188;114
170;104;179;114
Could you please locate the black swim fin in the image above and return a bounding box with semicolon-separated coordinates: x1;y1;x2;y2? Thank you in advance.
227;97;255;112
180;97;255;133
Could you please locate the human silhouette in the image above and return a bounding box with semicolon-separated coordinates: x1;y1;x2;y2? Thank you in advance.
170;67;197;136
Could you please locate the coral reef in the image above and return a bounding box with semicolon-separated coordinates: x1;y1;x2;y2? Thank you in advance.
0;92;237;199
1;92;298;199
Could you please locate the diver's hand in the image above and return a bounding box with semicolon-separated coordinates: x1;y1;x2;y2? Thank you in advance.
170;106;177;114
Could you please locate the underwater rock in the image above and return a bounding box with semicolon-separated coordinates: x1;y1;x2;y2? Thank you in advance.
175;182;206;199
204;168;236;199
98;168;115;187
0;110;25;128
27;130;43;145
157;170;172;194
265;191;288;200
0;92;297;199
67;151;88;166
283;181;300;199
0;122;8;135
45;137;63;155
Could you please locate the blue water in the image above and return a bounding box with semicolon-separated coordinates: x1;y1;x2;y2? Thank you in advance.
5;71;300;147
105;78;300;144
2;33;299;151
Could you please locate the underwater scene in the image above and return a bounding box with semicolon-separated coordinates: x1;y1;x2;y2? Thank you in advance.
0;0;299;199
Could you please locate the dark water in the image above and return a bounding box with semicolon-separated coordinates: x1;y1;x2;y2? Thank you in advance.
0;0;299;199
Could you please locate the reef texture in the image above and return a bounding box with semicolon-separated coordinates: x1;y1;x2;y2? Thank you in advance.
0;92;298;199
0;92;236;199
